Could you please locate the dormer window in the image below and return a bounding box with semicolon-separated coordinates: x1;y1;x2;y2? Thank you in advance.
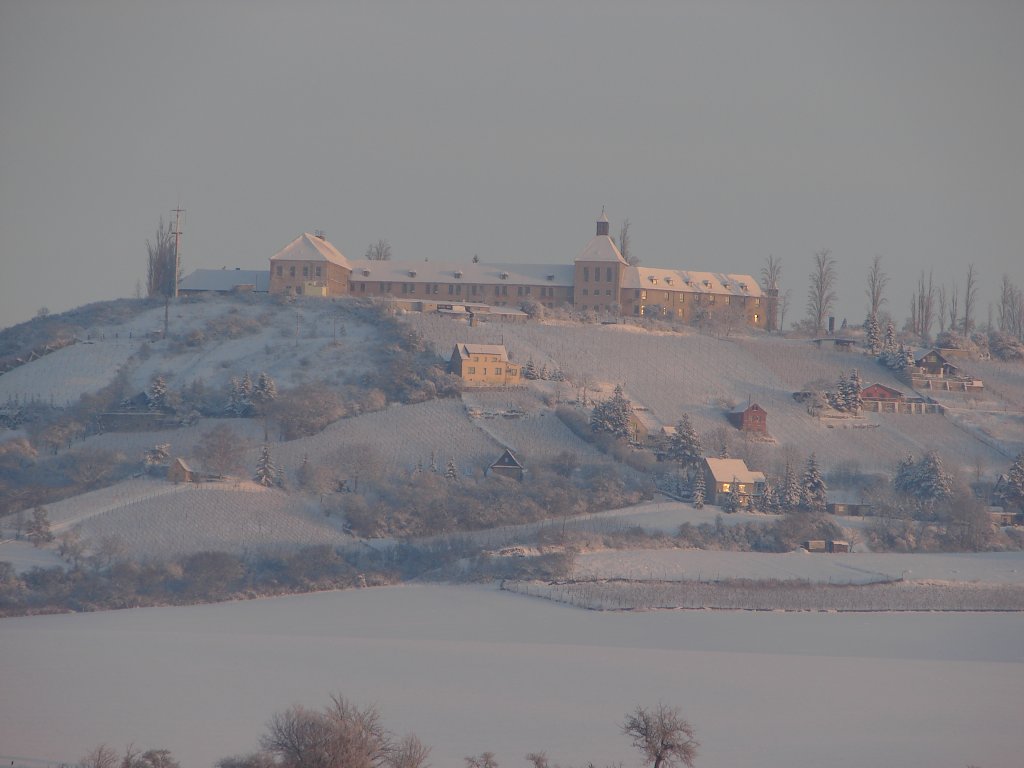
739;282;747;290
665;277;673;285
546;274;555;281
362;269;371;277
500;272;509;280
454;270;463;279
409;270;417;278
702;279;711;287
648;276;658;284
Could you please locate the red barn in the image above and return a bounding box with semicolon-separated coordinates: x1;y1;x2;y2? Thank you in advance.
727;403;767;434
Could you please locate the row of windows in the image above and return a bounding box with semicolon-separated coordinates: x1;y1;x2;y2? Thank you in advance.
581;288;613;296
345;281;565;297
276;265;322;278
633;289;760;306
582;267;616;283
466;367;515;376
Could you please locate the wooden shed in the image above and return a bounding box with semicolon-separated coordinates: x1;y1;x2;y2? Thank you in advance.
167;457;194;484
488;448;525;481
727;402;767;434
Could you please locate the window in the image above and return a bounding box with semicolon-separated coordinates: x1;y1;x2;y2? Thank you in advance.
495;367;502;375
468;367;476;374
517;286;523;296
606;267;613;282
508;368;516;376
471;285;477;295
432;284;439;294
276;266;283;277
753;314;759;323
449;284;455;295
456;285;461;295
606;289;612;296
359;283;365;292
482;368;487;375
402;284;408;294
315;266;322;277
755;298;761;306
635;289;641;299
289;266;296;277
303;266;309;277
583;267;590;282
724;296;731;304
721;482;731;492
594;269;600;283
641;290;647;300
525;286;531;295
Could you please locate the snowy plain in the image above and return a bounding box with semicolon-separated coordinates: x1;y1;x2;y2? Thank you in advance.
0;584;1021;768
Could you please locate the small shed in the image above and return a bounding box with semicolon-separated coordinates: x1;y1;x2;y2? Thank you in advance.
488;448;525;481
826;490;875;516
727;402;767;434
802;540;827;552
827;540;851;553
167;457;194;484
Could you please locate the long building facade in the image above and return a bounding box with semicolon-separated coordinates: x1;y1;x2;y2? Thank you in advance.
256;214;770;328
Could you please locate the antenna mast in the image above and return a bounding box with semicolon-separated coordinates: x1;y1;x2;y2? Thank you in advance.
171;205;185;298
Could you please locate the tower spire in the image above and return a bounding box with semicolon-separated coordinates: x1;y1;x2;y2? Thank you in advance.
596;207;610;237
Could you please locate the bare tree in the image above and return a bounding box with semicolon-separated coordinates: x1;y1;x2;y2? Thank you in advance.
194;424;245;475
147;217;177;299
622;703;699;768
78;744;120;768
464;755;498;768
963;264;979;334
937;283;948;333
948;280;960;332
389;735;431;768
365;239;393;261
618;218;639;265
865;255;888;316
777;288;791;333
806;249;838;334
999;274;1023;339
760;255;782;332
910;270;935;340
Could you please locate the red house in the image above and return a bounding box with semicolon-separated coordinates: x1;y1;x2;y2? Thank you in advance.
860;383;904;402
727;403;767;434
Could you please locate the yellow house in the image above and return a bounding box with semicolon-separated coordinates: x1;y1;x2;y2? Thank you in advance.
449;343;522;387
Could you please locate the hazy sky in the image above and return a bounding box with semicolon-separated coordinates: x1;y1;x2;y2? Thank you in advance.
2;1;1022;332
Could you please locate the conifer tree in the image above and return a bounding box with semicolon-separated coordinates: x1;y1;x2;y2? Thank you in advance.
782;461;802;513
722;478;741;513
691;469;706;509
846;368;863;412
445;458;458;481
916;451;952;507
254;443;277;486
26;506;54;547
148;375;168;412
865;313;882;355
1000;452;1024;512
800;453;827;513
539;363;550;380
590;384;633;440
523;359;539;380
666;414;703;469
893;453;917;496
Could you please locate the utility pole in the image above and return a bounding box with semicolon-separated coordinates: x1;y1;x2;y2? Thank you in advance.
171;206;185;298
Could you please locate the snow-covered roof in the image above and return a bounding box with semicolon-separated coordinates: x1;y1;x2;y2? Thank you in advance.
454;343;510;361
575;235;628;265
621;267;762;296
348;260;575;287
270;233;351;268
704;457;766;484
178;268;270;293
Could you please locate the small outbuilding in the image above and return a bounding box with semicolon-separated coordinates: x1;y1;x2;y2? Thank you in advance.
487;448;525;481
167;457;195;484
915;350;960;378
727;402;767;434
860;383;904;402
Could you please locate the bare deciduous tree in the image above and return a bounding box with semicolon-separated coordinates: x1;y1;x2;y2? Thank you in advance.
622;703;699;768
78;744;120;768
999;274;1023;339
760;255;782;332
937;283;948;333
865;255;888;317
365;239;393;261
618;218;639;265
806;249;837;334
777;288;791;333
963;264;979;334
194;424;245;475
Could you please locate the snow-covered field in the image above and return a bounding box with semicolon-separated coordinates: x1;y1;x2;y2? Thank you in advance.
1;584;1021;768
0;340;137;406
408;315;1016;476
0;539;65;573
572;549;1024;585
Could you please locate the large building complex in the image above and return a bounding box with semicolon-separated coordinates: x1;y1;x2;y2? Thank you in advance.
182;214;772;328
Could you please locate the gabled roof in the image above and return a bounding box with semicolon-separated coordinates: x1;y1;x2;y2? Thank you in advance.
620;267;763;296
704;457;766;484
730;402;765;414
490;448;524;469
347;260;575;287
453;343;510;361
916;349;952;365
178;268;270;292
270;233;351;269
861;383;903;398
172;457;193;473
575;235;628;265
